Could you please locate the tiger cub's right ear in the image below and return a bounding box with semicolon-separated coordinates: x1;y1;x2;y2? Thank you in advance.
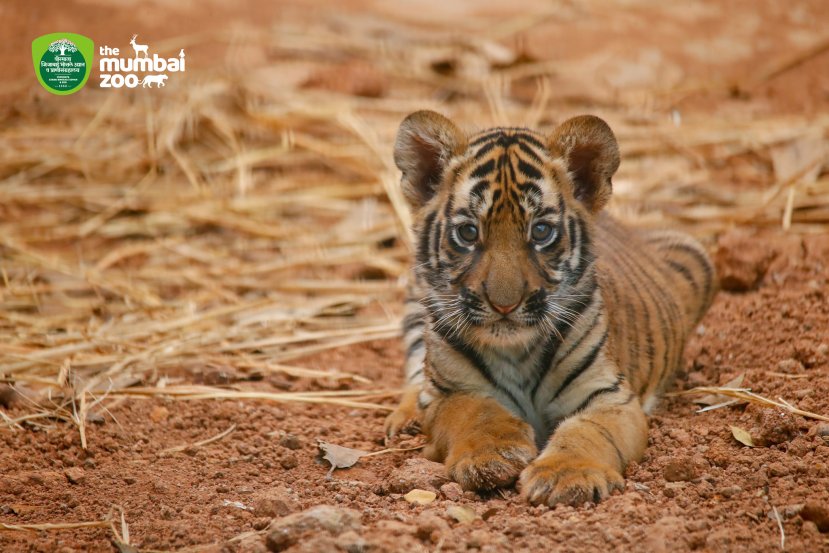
394;110;466;209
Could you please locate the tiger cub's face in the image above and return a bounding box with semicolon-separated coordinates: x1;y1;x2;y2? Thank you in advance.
395;111;620;348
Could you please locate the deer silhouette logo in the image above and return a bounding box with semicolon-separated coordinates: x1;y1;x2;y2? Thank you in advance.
130;35;149;59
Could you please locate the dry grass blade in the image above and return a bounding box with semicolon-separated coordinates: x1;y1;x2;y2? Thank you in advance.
771;504;785;551
160;423;237;455
0;520;113;532
108;386;398;411
676;386;829;422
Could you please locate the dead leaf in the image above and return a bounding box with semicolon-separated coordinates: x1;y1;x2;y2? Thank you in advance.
404;489;436;505
730;426;755;447
318;441;370;477
446;505;477;523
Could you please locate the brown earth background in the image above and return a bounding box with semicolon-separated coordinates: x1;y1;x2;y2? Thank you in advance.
2;1;829;552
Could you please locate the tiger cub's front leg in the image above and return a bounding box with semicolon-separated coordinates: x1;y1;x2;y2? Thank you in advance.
520;384;648;506
423;393;537;491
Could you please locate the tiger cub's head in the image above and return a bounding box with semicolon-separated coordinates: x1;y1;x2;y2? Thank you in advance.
395;111;620;348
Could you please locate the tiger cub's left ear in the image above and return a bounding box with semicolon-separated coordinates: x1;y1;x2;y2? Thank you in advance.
549;115;620;213
394;110;467;209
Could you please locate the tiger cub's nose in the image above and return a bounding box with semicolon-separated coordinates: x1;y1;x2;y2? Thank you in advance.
491;301;520;315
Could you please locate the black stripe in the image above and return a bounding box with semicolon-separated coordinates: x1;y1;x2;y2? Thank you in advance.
574;374;625;413
667;259;699;292
517;158;542;180
473;140;499;159
661;241;713;299
516;142;544;164
469;132;500;146
406;337;424;358
416;210;437;269
551;331;608;402
512;132;546;150
432;220;443;263
528;333;563;397
470;159;496;180
551;285;599;363
403;311;424;332
584;419;625;469
470;180;489;202
430;376;453;395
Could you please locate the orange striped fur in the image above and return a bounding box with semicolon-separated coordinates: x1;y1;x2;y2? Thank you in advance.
386;111;716;506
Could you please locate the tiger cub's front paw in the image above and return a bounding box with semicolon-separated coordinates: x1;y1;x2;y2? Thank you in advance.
520;452;624;507
384;387;421;442
445;432;537;492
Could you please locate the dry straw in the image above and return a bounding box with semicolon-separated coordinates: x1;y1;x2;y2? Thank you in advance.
1;15;829;446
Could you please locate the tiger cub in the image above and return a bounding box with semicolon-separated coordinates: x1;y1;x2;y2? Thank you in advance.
385;111;716;507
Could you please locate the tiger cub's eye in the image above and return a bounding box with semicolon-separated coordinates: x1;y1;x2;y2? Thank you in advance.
457;224;479;245
531;222;555;244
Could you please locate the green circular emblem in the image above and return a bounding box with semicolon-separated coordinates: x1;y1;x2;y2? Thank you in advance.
39;39;86;91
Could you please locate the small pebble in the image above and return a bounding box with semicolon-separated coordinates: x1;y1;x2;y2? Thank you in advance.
64;467;85;485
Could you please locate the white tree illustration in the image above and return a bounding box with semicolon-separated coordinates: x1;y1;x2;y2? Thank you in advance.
48;39;78;56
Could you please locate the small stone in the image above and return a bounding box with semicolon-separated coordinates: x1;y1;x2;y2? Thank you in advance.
404;489;436;505
280;454;298;470
149;406;170;423
768;462;789;477
279;434;302;450
0;384;18;408
252;518;271;531
64;467;85;485
123;476;136;485
445;504;477;523
800;502;829;533
776;358;804;374
265;505;361;552
439;482;462;501
814;423;829;444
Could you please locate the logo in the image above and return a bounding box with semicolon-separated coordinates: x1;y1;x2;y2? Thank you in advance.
32;33;94;95
99;35;185;88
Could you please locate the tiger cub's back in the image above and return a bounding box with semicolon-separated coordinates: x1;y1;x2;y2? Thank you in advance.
594;215;716;412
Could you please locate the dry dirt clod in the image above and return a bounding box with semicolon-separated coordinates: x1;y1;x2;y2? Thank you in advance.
279;434;302;450
149;406;170;423
749;408;798;446
252;487;300;518
265;505;362;552
714;229;775;291
663;457;701;482
63;467;86;485
439;482;463;501
383;457;448;494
